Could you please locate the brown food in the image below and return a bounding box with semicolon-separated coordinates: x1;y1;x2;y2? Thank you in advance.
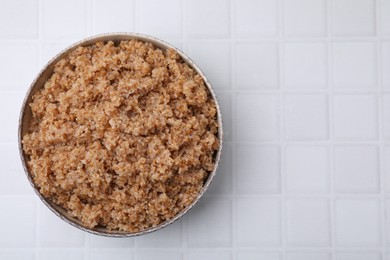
22;40;219;232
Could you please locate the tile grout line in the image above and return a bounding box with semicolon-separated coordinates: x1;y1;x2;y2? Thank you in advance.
133;0;137;33
86;0;91;37
89;0;94;36
180;0;185;45
230;0;239;258
212;140;387;145
2;36;390;44
326;0;337;259
3;245;390;251
375;0;387;256
278;0;288;258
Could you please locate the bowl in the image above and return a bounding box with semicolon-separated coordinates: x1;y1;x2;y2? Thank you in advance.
18;33;223;237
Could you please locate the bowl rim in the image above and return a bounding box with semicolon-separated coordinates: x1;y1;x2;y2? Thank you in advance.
18;32;224;237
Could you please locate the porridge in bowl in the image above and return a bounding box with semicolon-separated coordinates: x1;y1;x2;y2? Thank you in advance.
22;39;220;232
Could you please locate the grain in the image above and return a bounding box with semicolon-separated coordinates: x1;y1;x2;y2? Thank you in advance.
22;40;219;232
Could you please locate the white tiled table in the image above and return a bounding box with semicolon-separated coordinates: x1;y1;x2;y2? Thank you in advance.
0;0;389;259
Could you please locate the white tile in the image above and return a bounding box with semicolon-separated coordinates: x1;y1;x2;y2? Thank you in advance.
39;205;85;247
42;0;87;39
216;92;232;141
237;198;281;246
137;0;181;38
237;94;280;141
41;42;74;67
0;171;34;196
385;146;390;193
0;92;25;143
286;199;330;246
165;40;183;51
333;95;378;140
285;94;328;140
0;44;38;90
0;251;35;260
283;0;326;36
0;143;24;174
0;140;29;197
284;43;327;88
286;252;331;260
332;42;376;88
137;219;181;247
335;199;381;246
186;0;230;38
334;146;379;193
187;42;230;89
332;0;376;36
0;197;36;248
386;199;390;245
135;251;181;260
236;146;280;194
187;198;232;247
236;43;279;88
87;234;134;248
93;0;134;34
187;251;232;260
235;0;278;37
89;250;132;260
208;144;232;195
384;94;390;140
237;251;281;260
382;0;390;36
286;146;329;193
383;42;390;89
39;250;84;260
0;0;38;38
0;141;34;197
336;252;381;260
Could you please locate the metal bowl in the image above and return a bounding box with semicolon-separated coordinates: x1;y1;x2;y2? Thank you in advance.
18;33;223;237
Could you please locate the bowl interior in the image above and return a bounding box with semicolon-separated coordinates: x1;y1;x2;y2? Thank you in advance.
18;33;223;237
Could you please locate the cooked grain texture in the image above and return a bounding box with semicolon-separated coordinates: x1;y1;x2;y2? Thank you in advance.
22;40;219;232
